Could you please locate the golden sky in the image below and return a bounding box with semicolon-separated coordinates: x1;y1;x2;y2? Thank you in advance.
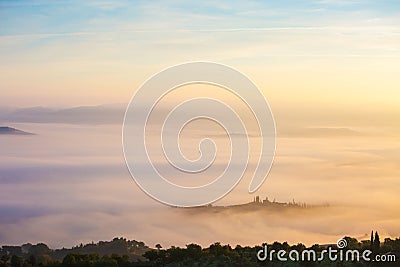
0;1;399;112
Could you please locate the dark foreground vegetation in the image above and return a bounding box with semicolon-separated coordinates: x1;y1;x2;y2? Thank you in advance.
1;234;399;267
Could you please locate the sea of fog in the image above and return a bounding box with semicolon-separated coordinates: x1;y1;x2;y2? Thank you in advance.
0;122;399;248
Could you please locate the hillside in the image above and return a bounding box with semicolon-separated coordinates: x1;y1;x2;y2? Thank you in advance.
0;126;34;135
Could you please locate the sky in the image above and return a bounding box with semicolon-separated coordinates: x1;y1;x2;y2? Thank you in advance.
0;0;400;249
0;0;399;109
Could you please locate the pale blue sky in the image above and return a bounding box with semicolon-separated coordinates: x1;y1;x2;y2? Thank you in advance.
1;1;399;36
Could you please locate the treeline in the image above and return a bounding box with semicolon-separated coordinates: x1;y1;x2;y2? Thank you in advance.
0;238;149;267
1;236;399;267
141;235;400;267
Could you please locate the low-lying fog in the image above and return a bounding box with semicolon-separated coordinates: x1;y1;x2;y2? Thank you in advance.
0;120;399;248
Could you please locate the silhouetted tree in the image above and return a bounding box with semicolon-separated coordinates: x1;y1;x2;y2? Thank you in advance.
0;255;10;267
373;231;381;255
61;254;76;266
344;236;359;250
27;255;36;266
97;255;117;267
186;243;202;260
30;243;51;256
291;243;306;252
1;235;400;267
111;254;130;267
10;255;23;267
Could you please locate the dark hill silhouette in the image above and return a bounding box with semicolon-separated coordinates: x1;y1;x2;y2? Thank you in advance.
177;196;329;214
0;126;34;135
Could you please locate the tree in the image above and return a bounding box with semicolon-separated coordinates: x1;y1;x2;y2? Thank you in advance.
310;244;323;253
37;254;52;266
10;255;23;267
344;236;359;250
166;246;185;263
97;255;117;267
143;250;158;262
26;255;36;266
209;242;224;256
61;254;76;266
155;244;162;251
111;254;130;267
30;243;51;256
291;243;306;252
271;241;284;252
370;230;374;251
0;255;10;267
186;243;202;259
373;231;380;255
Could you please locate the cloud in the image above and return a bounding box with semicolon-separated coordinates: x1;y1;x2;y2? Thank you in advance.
279;127;363;138
316;0;361;5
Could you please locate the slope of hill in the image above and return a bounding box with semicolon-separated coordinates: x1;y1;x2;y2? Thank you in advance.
0;126;34;135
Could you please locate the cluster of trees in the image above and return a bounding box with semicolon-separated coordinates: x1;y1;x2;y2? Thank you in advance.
142;236;400;267
0;238;149;267
0;253;133;267
1;236;399;267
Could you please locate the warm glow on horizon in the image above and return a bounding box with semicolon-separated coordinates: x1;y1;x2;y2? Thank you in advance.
0;1;399;110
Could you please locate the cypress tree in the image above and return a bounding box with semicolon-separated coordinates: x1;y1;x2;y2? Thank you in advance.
374;231;380;254
370;230;374;251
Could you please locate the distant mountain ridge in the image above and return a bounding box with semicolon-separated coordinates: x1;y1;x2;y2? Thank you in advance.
0;104;126;125
0;104;366;138
0;126;34;135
